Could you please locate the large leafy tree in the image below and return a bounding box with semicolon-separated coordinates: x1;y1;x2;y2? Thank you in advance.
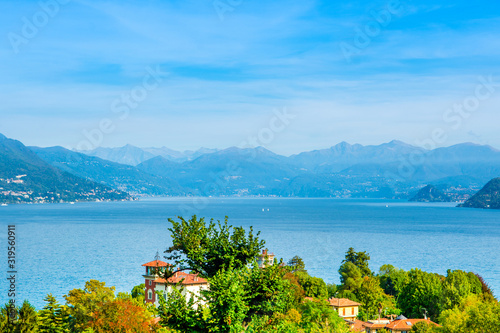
440;270;482;311
439;294;500;333
131;283;145;302
398;269;444;321
356;276;396;321
89;298;153;333
378;264;409;302
245;263;295;319
295;271;328;300
65;280;154;333
65;280;116;331
158;287;205;333
159;215;321;332
205;268;249;333
338;261;363;290
341;247;372;278
287;256;306;273
164;215;265;278
299;299;350;333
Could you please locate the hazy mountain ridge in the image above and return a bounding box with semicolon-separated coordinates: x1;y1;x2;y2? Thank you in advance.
30;146;186;196
0;134;131;204
81;145;219;165
409;185;453;202
5;133;500;200
459;177;500;209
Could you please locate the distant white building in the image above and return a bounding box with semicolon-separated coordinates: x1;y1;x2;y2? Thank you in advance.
257;249;275;268
142;259;209;307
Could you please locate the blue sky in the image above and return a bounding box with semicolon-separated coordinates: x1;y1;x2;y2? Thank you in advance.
1;0;499;155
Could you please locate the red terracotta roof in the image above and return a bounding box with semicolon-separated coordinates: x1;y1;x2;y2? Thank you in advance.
346;319;367;332
142;260;171;267
328;297;361;307
154;271;208;285
385;319;440;330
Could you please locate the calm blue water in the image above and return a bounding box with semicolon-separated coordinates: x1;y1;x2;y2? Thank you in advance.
0;198;499;308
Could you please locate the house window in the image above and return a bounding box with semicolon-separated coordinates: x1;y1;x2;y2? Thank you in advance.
342;308;345;316
148;290;153;300
351;307;354;315
149;280;152;286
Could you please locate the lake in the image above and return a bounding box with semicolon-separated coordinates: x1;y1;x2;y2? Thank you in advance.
0;197;499;308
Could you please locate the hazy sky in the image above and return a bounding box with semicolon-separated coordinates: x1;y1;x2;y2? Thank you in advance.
1;0;500;155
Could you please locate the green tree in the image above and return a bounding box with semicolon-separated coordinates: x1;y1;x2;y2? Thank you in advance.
356;276;393;320
287;256;306;273
158;287;205;333
440;270;482;311
0;303;18;333
341;247;372;277
283;272;305;307
378;264;409;301
326;284;337;298
38;294;69;333
64;280;116;332
439;294;500;333
246;263;295;319
131;283;146;301
0;300;38;333
338;261;363;289
399;269;444;321
205;268;249;332
299;299;349;333
164;215;265;278
295;271;328;300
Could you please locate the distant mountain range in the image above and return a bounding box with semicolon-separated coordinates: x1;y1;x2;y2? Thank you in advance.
30;146;185;196
73;140;500;199
0;134;130;204
82;145;219;165
2;133;500;203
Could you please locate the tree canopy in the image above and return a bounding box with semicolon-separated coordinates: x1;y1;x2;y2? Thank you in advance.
164;215;265;278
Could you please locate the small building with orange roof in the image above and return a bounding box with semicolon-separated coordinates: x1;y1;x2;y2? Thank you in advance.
142;258;208;307
385;318;440;332
328;297;361;320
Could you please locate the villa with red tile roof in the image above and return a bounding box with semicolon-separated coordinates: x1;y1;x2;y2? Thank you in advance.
328;297;361;320
385;318;440;332
142;259;208;307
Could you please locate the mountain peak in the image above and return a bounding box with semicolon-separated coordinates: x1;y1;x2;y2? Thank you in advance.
0;133;6;140
335;141;351;147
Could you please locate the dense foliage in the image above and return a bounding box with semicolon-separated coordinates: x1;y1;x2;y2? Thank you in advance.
1;215;498;333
